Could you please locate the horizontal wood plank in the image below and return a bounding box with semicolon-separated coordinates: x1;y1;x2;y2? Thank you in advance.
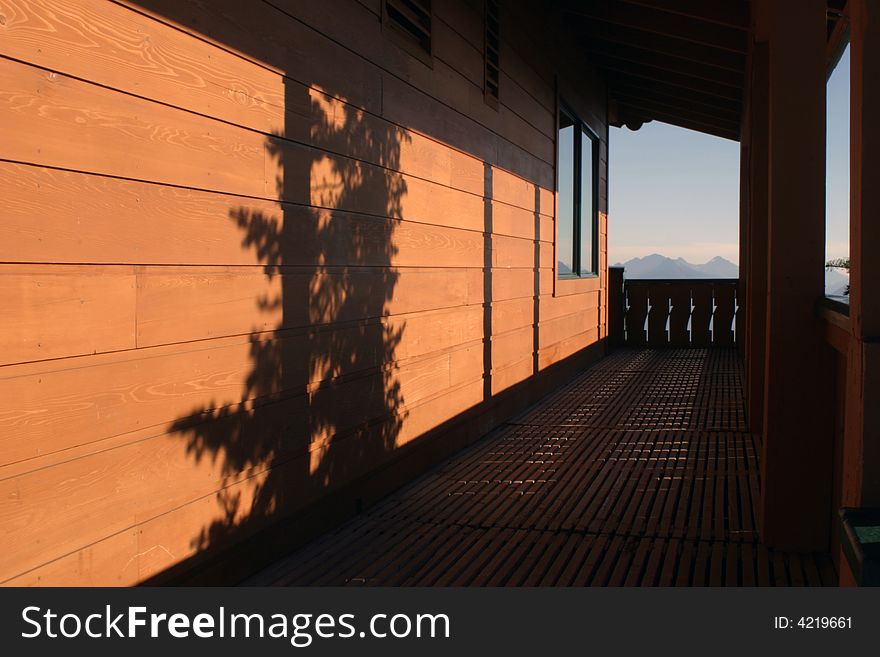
0;265;136;365
0;304;485;468
0;360;492;581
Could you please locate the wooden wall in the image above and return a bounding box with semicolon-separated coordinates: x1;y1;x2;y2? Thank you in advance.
0;0;608;584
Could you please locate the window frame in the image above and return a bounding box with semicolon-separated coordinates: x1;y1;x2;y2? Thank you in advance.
556;102;600;280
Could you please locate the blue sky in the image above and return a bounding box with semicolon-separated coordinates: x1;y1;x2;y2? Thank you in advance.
826;45;850;262
608;46;851;266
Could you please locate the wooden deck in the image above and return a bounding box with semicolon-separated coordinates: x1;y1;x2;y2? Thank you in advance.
248;349;836;586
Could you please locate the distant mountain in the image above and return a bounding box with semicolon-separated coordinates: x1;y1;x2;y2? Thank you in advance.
614;254;739;279
611;254;849;297
698;255;740;278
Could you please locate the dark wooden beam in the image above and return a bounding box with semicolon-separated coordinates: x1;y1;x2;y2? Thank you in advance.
617;0;749;30
561;0;748;54
561;0;747;54
610;76;742;116
615;96;741;134
589;53;743;101
575;20;747;73
826;2;850;77
611;89;741;126
582;38;745;88
615;99;740;140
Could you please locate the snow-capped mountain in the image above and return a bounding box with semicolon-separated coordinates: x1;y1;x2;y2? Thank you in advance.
613;254;739;279
825;267;849;298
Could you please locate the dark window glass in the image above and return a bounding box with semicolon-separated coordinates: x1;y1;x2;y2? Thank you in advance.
580;129;597;275
557;112;575;276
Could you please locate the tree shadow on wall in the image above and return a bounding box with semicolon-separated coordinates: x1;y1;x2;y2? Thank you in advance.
166;77;410;568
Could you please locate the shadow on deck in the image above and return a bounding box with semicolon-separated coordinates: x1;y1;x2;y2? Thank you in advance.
247;349;836;586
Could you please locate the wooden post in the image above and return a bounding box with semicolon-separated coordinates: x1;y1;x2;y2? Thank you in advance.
608;266;625;347
842;0;880;513
738;141;748;356
759;0;833;550
745;40;769;434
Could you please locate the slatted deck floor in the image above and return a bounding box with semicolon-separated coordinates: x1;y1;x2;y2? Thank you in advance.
249;349;836;586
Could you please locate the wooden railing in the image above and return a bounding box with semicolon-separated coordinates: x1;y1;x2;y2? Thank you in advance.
608;268;739;347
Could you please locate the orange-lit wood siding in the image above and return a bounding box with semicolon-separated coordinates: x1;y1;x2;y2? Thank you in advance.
0;0;608;584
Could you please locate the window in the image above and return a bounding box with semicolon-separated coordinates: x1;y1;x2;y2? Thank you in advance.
825;42;849;300
557;105;599;278
383;0;432;64
484;0;500;108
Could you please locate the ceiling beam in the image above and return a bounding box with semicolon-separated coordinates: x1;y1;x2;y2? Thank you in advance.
610;77;742;115
616;0;749;30
560;0;748;53
826;2;850;77
612;90;741;128
575;20;746;72
615;99;740;140
589;53;743;101
613;107;739;141
582;38;745;88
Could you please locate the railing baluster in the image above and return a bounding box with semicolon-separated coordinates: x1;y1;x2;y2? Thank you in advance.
668;285;691;346
688;291;694;345
665;296;672;343
624;282;649;346
710;290;718;344
733;289;739;343
691;282;713;347
712;282;736;346
647;284;672;347
619;278;738;348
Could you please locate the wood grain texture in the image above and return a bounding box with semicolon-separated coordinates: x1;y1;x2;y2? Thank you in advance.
265;0;554;165
1;162;555;267
0;0;507;200
0;304;485;468
5;375;491;586
0;265;136;365
0;57;504;232
134;266;482;347
104;0;555;188
0;342;490;577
